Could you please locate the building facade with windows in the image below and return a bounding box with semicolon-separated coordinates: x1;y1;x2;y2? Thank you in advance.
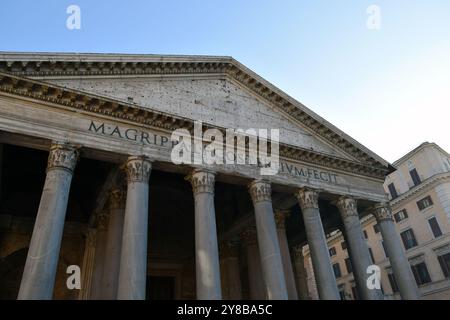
304;142;450;299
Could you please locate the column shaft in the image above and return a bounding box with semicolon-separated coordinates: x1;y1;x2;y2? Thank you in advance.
78;228;96;300
292;246;310;300
249;180;288;300
241;227;266;299
219;241;242;299
101;188;126;299
336;197;383;300
296;188;340;300
117;156;151;300
274;210;298;300
187;169;221;300
18;142;78;300
90;212;109;299
373;204;420;300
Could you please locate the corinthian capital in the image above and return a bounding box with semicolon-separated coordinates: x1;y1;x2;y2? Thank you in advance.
274;209;290;229
124;156;152;183
292;245;304;260
186;169;215;194
109;188;126;210
373;202;393;222
95;212;110;231
295;188;320;209
336;196;358;218
47;142;79;172
86;228;97;247
248;180;272;203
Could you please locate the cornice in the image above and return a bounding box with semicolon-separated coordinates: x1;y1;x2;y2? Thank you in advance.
0;54;391;172
0;71;389;179
390;172;450;208
392;142;450;167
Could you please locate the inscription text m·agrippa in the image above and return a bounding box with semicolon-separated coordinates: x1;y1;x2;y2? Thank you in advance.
88;121;172;148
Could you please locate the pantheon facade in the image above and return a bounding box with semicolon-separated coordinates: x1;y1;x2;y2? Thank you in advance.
0;52;420;300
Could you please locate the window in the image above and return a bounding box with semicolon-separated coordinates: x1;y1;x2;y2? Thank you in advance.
394;209;408;223
438;252;450;278
388;183;398;199
428;217;443;238
333;263;342;278
388;273;399;293
341;241;347;250
417;196;433;211
368;247;375;263
411;262;432;285
400;229;418;250
345;258;353;274
363;230;368;239
373;224;380;234
329;247;336;257
409;168;421;186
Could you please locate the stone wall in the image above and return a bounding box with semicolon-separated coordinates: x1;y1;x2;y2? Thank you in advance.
0;215;85;299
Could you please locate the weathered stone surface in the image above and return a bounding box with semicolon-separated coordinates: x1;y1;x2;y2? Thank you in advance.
46;77;350;160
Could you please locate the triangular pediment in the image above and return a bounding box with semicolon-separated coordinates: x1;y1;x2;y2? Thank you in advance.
41;76;353;161
0;52;393;175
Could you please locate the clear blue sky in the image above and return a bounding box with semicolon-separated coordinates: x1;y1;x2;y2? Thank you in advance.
1;0;449;162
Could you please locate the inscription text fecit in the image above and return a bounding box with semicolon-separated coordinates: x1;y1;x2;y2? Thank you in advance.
280;162;338;184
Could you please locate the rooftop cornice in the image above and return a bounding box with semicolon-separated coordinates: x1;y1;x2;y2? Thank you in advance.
393;142;450;167
390;172;450;207
0;52;393;174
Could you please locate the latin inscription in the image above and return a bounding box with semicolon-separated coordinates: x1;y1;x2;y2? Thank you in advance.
279;162;338;184
88;120;339;184
89;121;172;148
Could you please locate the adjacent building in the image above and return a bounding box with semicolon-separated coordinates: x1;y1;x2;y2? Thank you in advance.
304;142;450;299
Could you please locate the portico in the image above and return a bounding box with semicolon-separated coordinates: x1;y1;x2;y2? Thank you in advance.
0;52;420;300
